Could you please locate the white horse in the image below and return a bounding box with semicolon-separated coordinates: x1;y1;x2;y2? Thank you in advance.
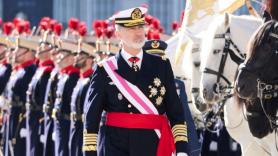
200;13;272;156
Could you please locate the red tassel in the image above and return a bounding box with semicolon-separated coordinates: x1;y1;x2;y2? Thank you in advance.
171;21;179;31
68;18;79;30
3;22;14;35
54;23;63;36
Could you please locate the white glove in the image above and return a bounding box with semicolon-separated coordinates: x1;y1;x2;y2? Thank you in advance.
177;152;188;156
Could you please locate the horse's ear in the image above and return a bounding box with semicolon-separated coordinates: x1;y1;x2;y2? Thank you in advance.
224;13;229;27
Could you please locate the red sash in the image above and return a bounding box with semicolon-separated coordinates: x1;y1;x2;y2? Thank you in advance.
106;112;175;156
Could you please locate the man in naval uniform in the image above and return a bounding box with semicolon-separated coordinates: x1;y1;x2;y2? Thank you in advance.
83;7;188;156
143;40;201;156
69;42;95;156
25;33;55;156
52;40;79;156
4;37;37;156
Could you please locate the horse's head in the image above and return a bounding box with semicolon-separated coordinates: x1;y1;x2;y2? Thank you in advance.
236;20;278;100
200;13;262;104
235;21;278;138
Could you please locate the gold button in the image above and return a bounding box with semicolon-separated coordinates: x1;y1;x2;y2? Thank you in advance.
128;104;132;108
129;112;133;114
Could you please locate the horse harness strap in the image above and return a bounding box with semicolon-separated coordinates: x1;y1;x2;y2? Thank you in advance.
257;80;278;100
203;28;245;95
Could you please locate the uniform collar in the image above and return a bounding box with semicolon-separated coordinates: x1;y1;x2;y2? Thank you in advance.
1;59;8;65
121;48;143;69
80;68;94;78
60;65;80;75
39;59;54;67
14;60;35;71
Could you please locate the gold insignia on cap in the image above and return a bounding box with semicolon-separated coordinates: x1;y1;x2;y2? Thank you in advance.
131;8;142;20
151;40;160;49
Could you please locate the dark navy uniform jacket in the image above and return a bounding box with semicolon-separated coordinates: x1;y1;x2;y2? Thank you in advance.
69;68;93;156
4;60;37;156
52;65;79;156
83;51;188;156
25;60;54;156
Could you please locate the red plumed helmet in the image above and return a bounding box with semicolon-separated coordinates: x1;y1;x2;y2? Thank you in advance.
92;20;102;30
13;17;22;26
151;31;160;40
54;23;63;36
68;18;79;30
145;15;153;25
16;21;26;34
40;21;49;30
79;21;86;29
78;25;87;36
151;18;160;29
41;17;51;23
101;20;109;29
171;21;179;31
105;26;114;39
3;22;14;35
49;19;57;31
95;27;102;38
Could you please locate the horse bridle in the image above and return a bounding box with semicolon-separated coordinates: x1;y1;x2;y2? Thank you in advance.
201;28;246;131
203;28;245;98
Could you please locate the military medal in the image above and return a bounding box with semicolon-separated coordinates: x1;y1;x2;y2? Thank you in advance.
153;78;161;87
156;96;163;106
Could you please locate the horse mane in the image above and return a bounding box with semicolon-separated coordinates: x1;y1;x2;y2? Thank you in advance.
246;20;277;60
200;14;229;70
